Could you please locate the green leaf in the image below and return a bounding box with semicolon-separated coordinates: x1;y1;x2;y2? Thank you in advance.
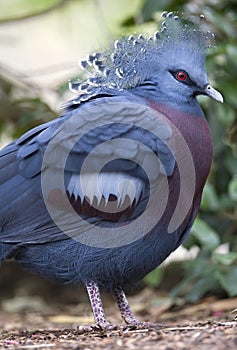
227;45;237;68
216;267;237;296
228;176;237;201
0;0;63;22
140;0;186;22
190;218;220;251
184;275;218;303
213;252;237;265
201;182;219;211
144;268;164;288
171;258;220;302
224;154;237;177
140;0;165;21
215;103;236;126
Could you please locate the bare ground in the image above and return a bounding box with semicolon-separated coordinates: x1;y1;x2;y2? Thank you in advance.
0;262;237;349
0;293;237;349
0;321;236;350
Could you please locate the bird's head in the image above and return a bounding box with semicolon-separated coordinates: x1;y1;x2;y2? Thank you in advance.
69;12;223;109
142;12;223;107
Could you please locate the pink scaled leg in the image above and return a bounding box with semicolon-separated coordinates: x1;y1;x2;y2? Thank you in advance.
112;288;154;327
86;281;115;330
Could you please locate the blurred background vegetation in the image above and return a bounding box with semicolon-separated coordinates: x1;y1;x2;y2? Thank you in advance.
0;0;236;305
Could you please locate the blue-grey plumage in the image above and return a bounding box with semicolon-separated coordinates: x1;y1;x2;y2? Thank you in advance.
0;12;223;328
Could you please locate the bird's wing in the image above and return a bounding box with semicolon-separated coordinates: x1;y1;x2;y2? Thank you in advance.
0;98;176;247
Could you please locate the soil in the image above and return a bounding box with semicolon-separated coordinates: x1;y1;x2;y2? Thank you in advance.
0;262;237;349
0;321;236;350
1;295;237;349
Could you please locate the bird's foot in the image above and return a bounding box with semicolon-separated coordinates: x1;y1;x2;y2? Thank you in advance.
98;321;117;330
122;316;163;330
77;321;116;333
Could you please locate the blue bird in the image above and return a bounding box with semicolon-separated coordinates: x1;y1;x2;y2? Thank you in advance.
0;12;223;329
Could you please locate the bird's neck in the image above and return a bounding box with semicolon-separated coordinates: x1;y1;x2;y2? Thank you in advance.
147;99;213;193
132;85;205;117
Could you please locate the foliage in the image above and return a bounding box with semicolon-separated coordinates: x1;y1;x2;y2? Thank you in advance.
0;0;64;23
0;0;236;302
0;67;57;141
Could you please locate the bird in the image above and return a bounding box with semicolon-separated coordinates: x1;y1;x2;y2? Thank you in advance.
0;12;223;329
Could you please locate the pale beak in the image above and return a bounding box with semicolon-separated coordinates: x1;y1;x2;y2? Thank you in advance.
205;84;224;103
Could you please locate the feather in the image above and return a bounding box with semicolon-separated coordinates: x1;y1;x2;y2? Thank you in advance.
65;14;214;110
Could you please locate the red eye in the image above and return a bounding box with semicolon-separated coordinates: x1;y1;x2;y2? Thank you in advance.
176;71;187;81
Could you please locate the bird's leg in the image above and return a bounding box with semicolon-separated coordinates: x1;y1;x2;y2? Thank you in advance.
113;288;163;329
112;288;143;325
86;281;114;329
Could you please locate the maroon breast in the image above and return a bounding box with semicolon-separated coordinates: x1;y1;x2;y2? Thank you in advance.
148;101;213;193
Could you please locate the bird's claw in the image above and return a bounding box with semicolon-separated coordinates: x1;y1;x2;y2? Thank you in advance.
77;321;117;333
122;319;164;330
